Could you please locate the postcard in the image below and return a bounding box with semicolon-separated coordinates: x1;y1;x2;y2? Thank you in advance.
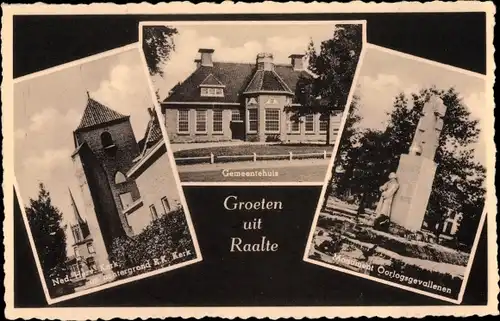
139;21;366;184
304;44;493;304
10;44;202;305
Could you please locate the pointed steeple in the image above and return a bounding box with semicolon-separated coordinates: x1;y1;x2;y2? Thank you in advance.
76;92;128;130
68;187;85;225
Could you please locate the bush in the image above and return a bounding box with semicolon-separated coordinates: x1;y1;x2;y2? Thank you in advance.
109;208;196;278
265;134;282;142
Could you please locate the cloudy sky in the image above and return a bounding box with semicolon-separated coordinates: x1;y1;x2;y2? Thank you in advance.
354;45;487;166
14;47;154;251
148;22;347;99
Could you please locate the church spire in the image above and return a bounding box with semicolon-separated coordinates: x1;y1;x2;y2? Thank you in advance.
68;187;85;225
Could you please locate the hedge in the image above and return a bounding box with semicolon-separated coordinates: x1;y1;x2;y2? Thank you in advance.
109;208;196;278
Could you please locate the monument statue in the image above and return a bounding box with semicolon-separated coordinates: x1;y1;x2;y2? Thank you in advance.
374;172;399;219
389;95;447;231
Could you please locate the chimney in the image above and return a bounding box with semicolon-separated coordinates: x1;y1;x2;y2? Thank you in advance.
194;58;201;68
289;54;305;71
198;48;214;67
256;52;274;71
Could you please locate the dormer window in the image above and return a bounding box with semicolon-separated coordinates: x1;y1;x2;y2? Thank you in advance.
200;87;224;97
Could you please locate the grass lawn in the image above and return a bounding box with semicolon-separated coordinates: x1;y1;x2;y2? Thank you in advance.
173;143;334;158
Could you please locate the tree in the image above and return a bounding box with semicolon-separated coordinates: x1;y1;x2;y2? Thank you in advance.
142;25;178;77
329;86;486;246
26;183;68;284
289;24;363;145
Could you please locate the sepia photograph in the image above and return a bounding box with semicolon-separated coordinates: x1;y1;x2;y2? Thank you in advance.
304;44;490;303
140;21;366;183
13;45;201;304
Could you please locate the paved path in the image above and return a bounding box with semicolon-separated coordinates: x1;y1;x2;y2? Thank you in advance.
177;158;330;183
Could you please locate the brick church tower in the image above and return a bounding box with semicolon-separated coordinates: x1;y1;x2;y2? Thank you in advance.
71;93;141;253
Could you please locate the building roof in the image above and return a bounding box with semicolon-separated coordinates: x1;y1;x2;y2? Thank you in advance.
76;95;128;130
138;111;163;156
163;62;311;105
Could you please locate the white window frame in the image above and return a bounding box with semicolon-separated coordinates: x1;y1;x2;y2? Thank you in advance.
212;109;223;133
231;109;242;122
161;196;171;214
177;109;190;134
305;114;315;133
247;108;258;133
287;118;300;134
265;108;281;134
200;87;224;97
319;114;328;134
195;109;208;134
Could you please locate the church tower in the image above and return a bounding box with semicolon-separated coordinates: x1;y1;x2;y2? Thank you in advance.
72;93;140;252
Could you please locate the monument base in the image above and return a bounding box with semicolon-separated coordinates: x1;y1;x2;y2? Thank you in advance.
390;154;437;231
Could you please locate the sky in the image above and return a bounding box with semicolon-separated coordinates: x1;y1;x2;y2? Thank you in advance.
148;22;349;99
14;47;155;253
353;45;488;166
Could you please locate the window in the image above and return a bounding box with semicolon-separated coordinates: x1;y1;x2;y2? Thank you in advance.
195;110;207;133
265;109;280;133
74;246;80;257
177;110;190;133
150;204;158;220
200;87;224;97
119;192;133;209
86;257;97;272
73;228;82;242
87;243;95;254
212;110;223;133
100;132;114;148
287;118;300;133
248;109;258;133
305;114;315;133
115;171;126;184
231;109;242;121
161;197;171;214
319;115;329;133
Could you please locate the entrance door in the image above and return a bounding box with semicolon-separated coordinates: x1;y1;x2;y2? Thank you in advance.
230;109;245;140
230;121;245;140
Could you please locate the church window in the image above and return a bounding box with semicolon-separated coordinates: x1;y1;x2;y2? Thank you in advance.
73;228;82;242
100;131;114;148
119;192;134;209
115;171;126;184
150;204;158;220
177;110;190;133
305;114;315;133
195;109;207;133
265;108;280;133
212;110;223;133
87;243;95;254
247;108;258;133
161;196;171;214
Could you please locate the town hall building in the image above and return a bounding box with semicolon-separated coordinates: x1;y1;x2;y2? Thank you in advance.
67;94;180;282
161;49;342;143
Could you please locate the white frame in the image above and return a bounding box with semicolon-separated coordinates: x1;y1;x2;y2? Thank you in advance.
247;108;258;133
195;109;208;134
264;108;281;134
304;114;315;133
176;109;190;134
319;114;328;134
212;109;224;133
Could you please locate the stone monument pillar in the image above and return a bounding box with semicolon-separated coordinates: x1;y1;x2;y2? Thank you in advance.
390;96;447;231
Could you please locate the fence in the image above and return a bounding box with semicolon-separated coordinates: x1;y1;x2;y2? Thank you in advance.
176;150;332;165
